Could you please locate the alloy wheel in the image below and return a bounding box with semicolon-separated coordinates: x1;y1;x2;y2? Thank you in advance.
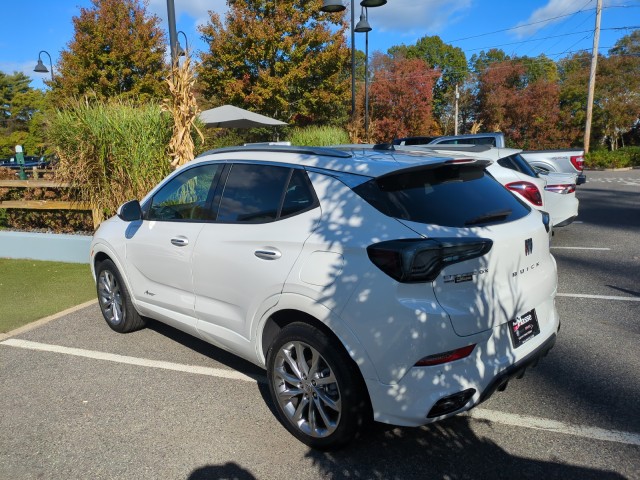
273;341;342;438
98;269;124;326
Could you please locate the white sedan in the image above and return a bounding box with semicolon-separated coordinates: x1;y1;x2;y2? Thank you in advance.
410;145;579;227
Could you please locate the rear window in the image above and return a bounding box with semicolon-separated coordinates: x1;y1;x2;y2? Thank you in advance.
437;136;497;146
497;153;538;178
353;165;530;228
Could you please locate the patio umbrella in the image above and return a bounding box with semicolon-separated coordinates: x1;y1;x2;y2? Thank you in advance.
198;105;287;129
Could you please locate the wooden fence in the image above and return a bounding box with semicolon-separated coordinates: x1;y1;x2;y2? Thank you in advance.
0;177;100;229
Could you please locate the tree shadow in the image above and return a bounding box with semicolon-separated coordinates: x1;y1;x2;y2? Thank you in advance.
185;416;624;480
304;416;625;480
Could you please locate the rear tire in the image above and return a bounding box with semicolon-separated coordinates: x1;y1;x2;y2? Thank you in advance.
266;322;370;450
96;259;146;333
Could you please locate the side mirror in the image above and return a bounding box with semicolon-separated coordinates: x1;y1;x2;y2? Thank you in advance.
117;200;143;222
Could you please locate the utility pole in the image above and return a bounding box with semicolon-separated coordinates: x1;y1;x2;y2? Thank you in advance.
584;0;602;154
454;84;460;135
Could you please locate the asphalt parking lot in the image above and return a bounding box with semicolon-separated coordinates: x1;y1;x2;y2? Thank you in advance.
1;169;639;480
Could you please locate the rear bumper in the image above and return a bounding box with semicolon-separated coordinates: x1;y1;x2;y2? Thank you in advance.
554;215;578;228
478;332;556;404
364;304;560;427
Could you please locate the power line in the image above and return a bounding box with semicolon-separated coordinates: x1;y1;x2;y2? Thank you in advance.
464;27;632;53
445;4;639;44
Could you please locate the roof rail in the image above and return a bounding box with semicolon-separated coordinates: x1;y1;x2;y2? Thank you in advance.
197;145;353;159
396;144;492;153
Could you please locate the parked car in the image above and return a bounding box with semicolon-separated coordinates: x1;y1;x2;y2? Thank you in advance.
408;144;579;227
394;133;586;185
90;145;559;450
0;155;51;170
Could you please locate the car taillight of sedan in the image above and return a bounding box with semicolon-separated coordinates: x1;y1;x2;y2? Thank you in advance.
545;184;576;194
506;181;543;207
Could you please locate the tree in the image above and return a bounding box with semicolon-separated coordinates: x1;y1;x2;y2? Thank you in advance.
368;54;438;142
609;28;640;56
559;32;640;150
593;55;640;149
0;71;47;157
51;0;167;104
477;61;572;149
470;49;510;76
390;36;467;132
197;0;350;126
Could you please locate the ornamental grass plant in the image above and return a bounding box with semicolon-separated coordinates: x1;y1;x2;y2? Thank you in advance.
47;98;173;224
287;125;350;146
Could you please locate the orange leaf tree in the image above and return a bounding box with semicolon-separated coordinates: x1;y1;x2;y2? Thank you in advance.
368;54;439;143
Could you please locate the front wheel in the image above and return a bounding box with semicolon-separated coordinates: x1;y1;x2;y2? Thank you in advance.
266;322;370;450
96;259;146;333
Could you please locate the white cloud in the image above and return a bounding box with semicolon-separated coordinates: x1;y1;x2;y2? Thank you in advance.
367;0;472;34
147;0;227;28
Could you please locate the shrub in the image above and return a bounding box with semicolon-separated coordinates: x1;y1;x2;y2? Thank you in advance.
585;146;640;169
287;125;350;146
47;99;174;223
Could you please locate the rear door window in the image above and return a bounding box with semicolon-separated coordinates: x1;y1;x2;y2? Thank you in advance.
353;165;530;228
216;164;318;223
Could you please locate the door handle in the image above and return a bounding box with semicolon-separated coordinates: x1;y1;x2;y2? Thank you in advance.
254;249;282;260
171;236;189;247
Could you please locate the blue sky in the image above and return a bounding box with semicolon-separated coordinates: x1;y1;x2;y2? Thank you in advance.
1;0;638;90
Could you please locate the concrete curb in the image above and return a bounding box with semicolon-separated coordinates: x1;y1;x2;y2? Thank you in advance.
0;231;91;263
0;299;98;342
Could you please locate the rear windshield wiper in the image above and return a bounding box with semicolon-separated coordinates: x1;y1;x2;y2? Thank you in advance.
464;209;512;226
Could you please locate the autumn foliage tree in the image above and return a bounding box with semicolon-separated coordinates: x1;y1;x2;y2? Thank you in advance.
476;60;574;149
197;0;350;126
51;0;167;104
368;54;438;142
390;36;468;133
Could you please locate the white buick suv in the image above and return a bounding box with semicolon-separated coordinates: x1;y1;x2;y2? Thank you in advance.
90;145;559;450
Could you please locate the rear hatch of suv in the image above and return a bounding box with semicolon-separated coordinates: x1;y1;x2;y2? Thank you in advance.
354;159;556;337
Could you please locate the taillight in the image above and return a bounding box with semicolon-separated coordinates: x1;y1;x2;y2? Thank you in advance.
367;238;493;283
415;344;476;366
545;184;576;194
506;181;543;207
570;155;584;172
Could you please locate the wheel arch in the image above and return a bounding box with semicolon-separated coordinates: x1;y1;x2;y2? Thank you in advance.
257;296;380;385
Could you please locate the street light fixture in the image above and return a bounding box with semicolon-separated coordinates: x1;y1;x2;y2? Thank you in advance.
320;0;385;129
34;50;54;82
177;30;189;57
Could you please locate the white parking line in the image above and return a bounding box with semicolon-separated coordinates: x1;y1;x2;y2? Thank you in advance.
0;338;258;383
557;293;640;301
468;409;640;446
2;338;640;446
551;247;610;250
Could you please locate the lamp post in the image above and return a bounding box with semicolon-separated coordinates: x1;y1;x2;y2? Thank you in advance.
166;0;179;66
177;30;189;57
34;50;54;82
355;7;371;142
320;0;386;126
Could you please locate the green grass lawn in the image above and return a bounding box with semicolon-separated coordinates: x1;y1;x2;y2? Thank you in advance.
0;259;96;333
